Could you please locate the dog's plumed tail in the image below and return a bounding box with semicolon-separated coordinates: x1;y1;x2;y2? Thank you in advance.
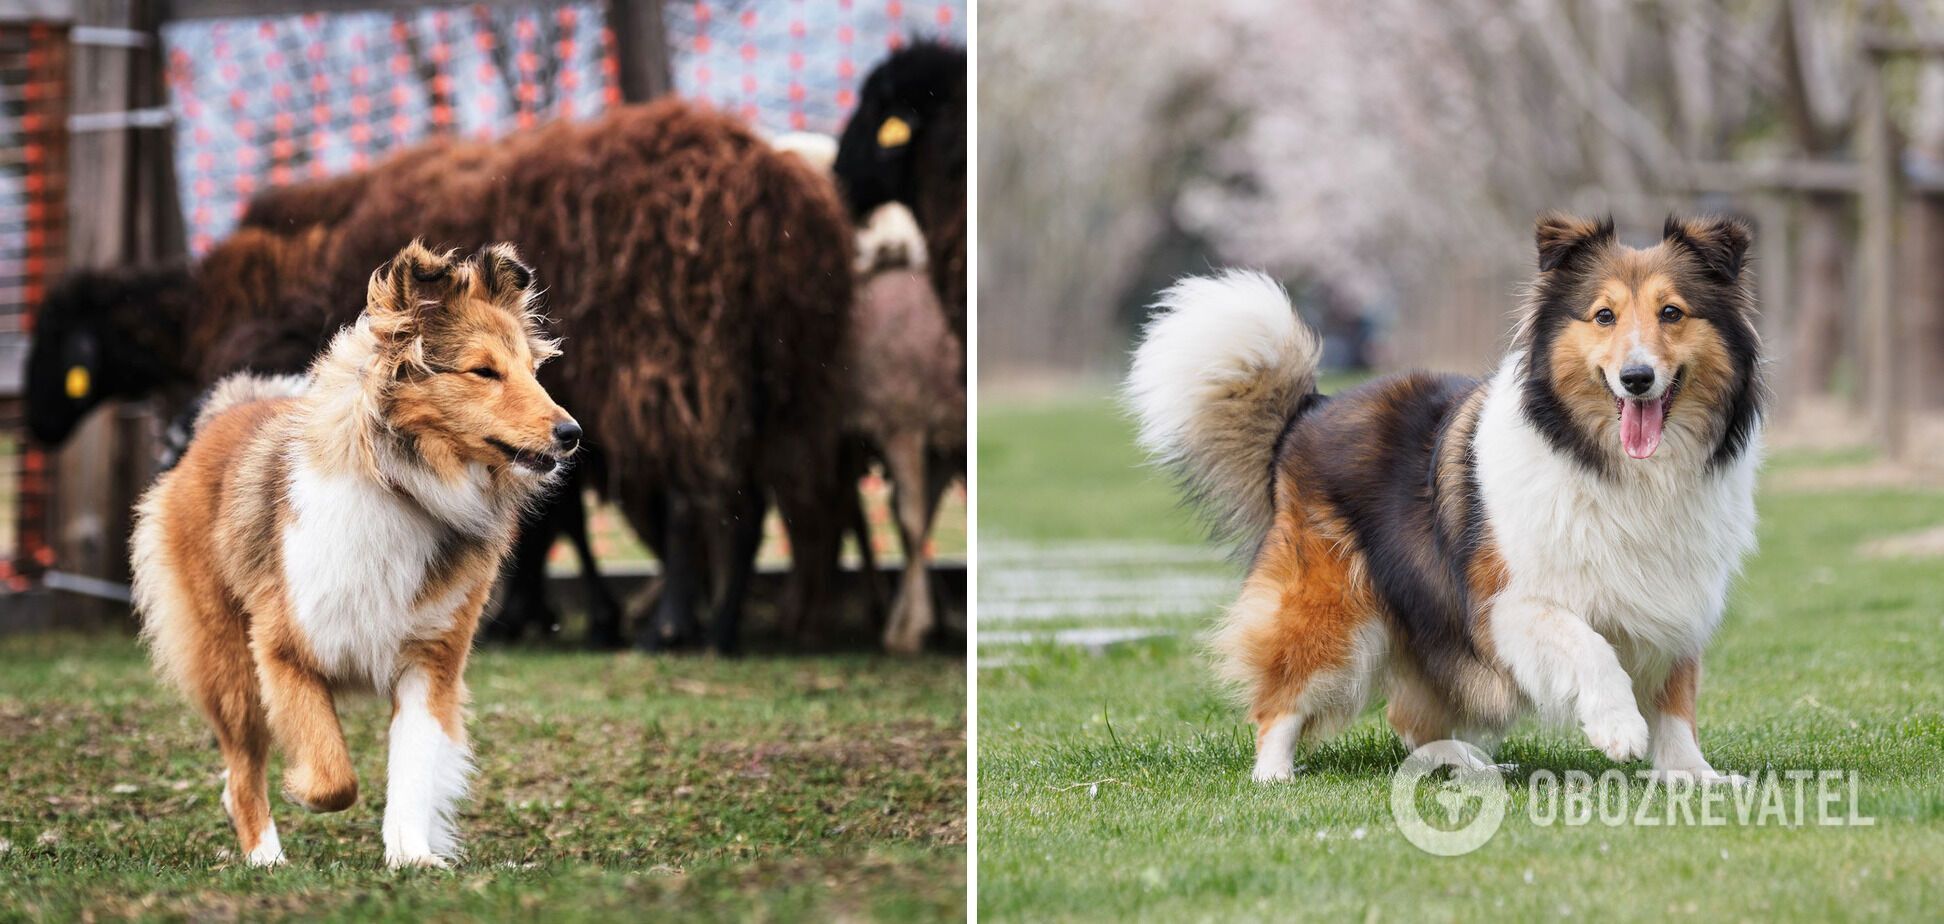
193;372;310;433
1125;270;1320;554
155;372;310;472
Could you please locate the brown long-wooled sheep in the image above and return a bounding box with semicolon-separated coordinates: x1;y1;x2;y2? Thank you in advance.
26;98;855;654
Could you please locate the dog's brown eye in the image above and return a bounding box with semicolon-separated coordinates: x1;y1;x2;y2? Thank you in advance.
469;367;501;380
1660;305;1684;323
1593;308;1615;326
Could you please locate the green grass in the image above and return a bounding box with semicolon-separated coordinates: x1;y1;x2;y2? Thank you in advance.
978;390;1944;922
0;636;964;921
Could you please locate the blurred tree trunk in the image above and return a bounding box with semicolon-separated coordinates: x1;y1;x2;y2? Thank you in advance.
1778;0;1855;406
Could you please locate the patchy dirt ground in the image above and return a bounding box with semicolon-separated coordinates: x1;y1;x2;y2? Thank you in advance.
0;634;965;922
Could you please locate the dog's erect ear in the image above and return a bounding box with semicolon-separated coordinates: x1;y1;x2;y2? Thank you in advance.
367;240;451;321
388;239;452;291
477;243;536;299
364;239;456;348
1534;212;1615;273
1663;214;1751;284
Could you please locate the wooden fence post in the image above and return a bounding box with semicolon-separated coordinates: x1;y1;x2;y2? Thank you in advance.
56;0;175;623
57;0;137;626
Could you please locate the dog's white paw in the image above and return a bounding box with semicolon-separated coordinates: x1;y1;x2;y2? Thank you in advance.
385;851;451;870
1251;763;1294;783
1580;703;1650;763
244;821;285;868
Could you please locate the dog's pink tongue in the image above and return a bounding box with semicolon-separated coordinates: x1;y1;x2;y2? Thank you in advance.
1621;397;1665;459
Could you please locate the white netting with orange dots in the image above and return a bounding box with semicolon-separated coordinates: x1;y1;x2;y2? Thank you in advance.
161;1;964;255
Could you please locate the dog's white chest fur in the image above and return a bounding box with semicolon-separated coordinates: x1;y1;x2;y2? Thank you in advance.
1472;358;1759;656
282;458;478;687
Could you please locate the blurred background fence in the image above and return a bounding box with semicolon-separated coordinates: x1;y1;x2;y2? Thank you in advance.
0;0;961;629
981;0;1944;462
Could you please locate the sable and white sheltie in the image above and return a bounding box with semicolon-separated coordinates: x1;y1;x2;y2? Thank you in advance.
1127;214;1764;783
131;241;579;867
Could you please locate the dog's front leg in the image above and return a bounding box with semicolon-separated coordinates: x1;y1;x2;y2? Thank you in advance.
255;638;360;815
384;628;477;869
1488;595;1649;762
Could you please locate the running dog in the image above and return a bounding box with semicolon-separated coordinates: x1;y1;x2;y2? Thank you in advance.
1127;214;1762;783
131;241;579;867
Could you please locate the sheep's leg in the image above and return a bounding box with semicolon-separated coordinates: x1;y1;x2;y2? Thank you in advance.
638;493;701;651
840;440;886;629
556;484;622;651
924;448;957;522
619;485;668;642
708;483;765;656
849;467;885;630
772;429;845;647
924;448;959;625
483;508;557;644
882;432;934;655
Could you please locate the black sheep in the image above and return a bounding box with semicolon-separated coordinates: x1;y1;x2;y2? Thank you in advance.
833;40;967;338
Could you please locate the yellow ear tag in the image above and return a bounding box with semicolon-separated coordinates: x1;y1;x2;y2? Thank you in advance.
65;366;90;400
877;116;912;148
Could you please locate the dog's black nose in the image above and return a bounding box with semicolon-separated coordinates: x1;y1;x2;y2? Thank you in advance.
552;420;582;450
1619;365;1655;396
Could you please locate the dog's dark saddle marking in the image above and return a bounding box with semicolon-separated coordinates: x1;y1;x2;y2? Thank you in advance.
1274;372;1498;705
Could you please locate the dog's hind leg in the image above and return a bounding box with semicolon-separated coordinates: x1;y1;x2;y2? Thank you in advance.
1384;659;1461;753
214;704;279;867
1382;660;1511;771
134;499;283;864
1214;523;1380;782
188;605;282;866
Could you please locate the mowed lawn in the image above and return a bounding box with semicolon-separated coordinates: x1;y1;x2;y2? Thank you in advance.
978;388;1944;922
0;638;964;921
